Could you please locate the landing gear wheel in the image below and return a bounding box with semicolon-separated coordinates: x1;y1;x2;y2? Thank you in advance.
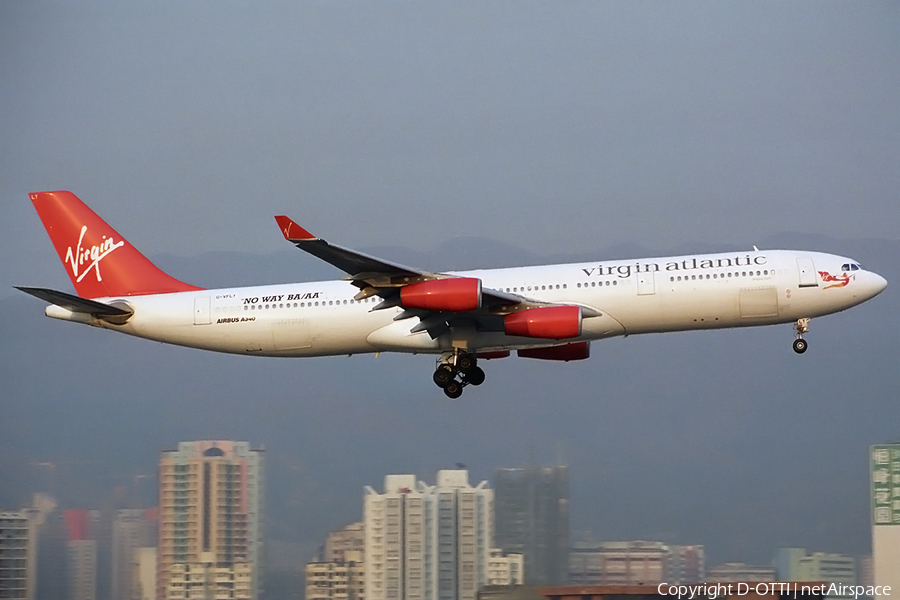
464;366;486;386
457;353;476;371
433;365;456;388
792;338;808;354
443;381;463;399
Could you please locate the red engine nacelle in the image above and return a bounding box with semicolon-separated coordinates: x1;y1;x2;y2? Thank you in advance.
400;278;482;311
518;342;590;361
504;306;582;339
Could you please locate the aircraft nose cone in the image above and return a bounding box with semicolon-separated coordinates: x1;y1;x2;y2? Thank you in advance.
872;272;888;295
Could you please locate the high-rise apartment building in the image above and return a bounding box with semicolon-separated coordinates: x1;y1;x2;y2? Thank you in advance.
494;465;569;585
569;541;668;585
111;509;156;600
774;548;856;586
64;509;97;600
306;549;365;600
797;553;856;585
67;541;97;600
486;549;524;586
306;521;367;600
35;497;66;600
0;510;41;600
133;547;157;600
668;545;705;584
323;522;365;564
364;469;493;600
156;440;264;600
871;444;900;591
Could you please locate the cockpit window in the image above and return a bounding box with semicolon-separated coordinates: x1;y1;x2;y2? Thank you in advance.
843;263;861;272
842;264;850;272
851;263;860;271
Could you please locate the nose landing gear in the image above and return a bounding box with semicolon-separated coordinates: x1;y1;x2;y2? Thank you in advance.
793;318;810;354
432;351;485;398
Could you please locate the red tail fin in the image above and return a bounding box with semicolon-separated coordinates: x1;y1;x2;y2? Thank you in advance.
29;191;203;298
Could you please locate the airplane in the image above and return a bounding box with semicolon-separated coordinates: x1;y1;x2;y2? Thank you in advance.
17;191;887;398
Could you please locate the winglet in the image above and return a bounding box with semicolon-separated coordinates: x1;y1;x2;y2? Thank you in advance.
274;216;316;241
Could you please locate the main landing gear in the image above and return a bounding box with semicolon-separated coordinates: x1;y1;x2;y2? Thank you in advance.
792;318;810;354
433;351;485;399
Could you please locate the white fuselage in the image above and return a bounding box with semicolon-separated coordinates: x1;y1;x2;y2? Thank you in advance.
47;249;886;357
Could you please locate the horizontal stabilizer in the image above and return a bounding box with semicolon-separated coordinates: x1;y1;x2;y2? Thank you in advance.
15;286;132;316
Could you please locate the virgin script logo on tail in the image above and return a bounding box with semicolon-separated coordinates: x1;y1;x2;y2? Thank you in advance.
65;225;125;283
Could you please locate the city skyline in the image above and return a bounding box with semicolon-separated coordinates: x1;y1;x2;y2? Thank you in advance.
2;448;886;573
3;454;880;599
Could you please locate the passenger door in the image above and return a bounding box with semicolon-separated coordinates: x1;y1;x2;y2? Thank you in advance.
796;257;818;288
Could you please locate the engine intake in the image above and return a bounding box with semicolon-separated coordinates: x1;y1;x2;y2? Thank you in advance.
504;306;582;339
400;278;482;312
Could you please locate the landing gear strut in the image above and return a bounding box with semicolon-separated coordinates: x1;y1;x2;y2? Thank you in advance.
432;350;485;398
793;318;810;354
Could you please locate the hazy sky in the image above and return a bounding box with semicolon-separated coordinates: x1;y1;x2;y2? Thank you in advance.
2;1;899;296
2;0;899;570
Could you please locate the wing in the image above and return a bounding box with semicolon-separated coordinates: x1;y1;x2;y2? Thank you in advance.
274;215;425;288
274;216;595;337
